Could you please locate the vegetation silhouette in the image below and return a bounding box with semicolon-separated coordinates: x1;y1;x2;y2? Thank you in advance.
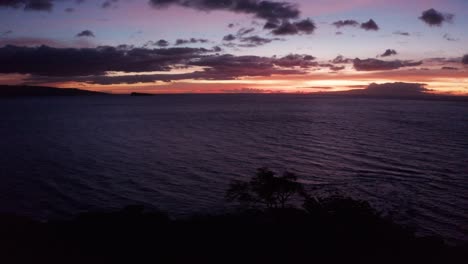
226;167;304;209
0;168;467;263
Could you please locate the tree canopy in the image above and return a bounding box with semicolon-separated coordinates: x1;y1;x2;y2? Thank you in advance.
226;167;305;209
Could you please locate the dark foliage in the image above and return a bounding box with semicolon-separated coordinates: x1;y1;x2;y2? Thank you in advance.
1;168;467;263
226;167;304;209
1;202;466;263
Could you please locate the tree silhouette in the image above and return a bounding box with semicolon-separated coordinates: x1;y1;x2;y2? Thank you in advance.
226;167;304;209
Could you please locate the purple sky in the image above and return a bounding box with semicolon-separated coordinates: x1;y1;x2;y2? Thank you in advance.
0;0;467;94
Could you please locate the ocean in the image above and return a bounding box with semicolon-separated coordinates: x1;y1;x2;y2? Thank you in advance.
0;94;467;243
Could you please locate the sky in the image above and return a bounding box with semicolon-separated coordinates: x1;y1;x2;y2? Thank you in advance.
0;0;467;94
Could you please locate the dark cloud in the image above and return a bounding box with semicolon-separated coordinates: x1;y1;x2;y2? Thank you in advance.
332;20;359;28
190;54;257;68
294;18;315;34
76;30;95;38
236;27;255;37
272;54;316;68
333;19;381;31
1;44;317;85
441;67;458;70
27;72;191;85
353;58;422;71
25;0;52;11
318;63;345;71
148;0;300;22
28;54;310;85
335;31;343;35
193;53;313;75
228;23;235;28
443;33;458;42
419;8;454;26
147;1;314;37
223;34;236;41
144;39;170;47
116;44;134;50
155;39;169;47
0;45;215;77
0;0;25;8
223;30;282;48
331;55;352;64
238;36;279;47
1;30;14;37
360;19;379;31
462;55;468;65
175;38;209;45
271;21;297;35
380;49;397;57
0;0;53;11
393;31;410;36
263;20;278;29
221;42;237;48
329;65;345;71
102;0;118;9
24;51;318;85
64;7;74;12
424;57;461;64
271;19;315;35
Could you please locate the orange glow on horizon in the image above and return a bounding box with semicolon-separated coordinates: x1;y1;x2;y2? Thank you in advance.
3;67;467;95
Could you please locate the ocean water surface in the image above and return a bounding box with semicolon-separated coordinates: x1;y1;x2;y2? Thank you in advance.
0;95;467;243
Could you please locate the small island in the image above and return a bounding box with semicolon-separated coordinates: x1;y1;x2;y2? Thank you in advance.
130;92;154;96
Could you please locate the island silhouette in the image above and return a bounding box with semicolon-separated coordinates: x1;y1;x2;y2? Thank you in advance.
0;85;107;97
2;84;467;101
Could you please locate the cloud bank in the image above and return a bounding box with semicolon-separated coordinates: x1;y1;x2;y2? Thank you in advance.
353;58;421;71
0;45;215;76
0;0;54;11
0;45;320;85
148;0;300;22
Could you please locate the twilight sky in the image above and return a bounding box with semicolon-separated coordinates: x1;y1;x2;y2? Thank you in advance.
0;0;467;94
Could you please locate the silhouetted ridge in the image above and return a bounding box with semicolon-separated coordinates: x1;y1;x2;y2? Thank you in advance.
0;85;107;96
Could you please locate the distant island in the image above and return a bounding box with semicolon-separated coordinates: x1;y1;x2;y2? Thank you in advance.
0;85;108;97
313;82;468;101
1;84;467;101
130;92;154;96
